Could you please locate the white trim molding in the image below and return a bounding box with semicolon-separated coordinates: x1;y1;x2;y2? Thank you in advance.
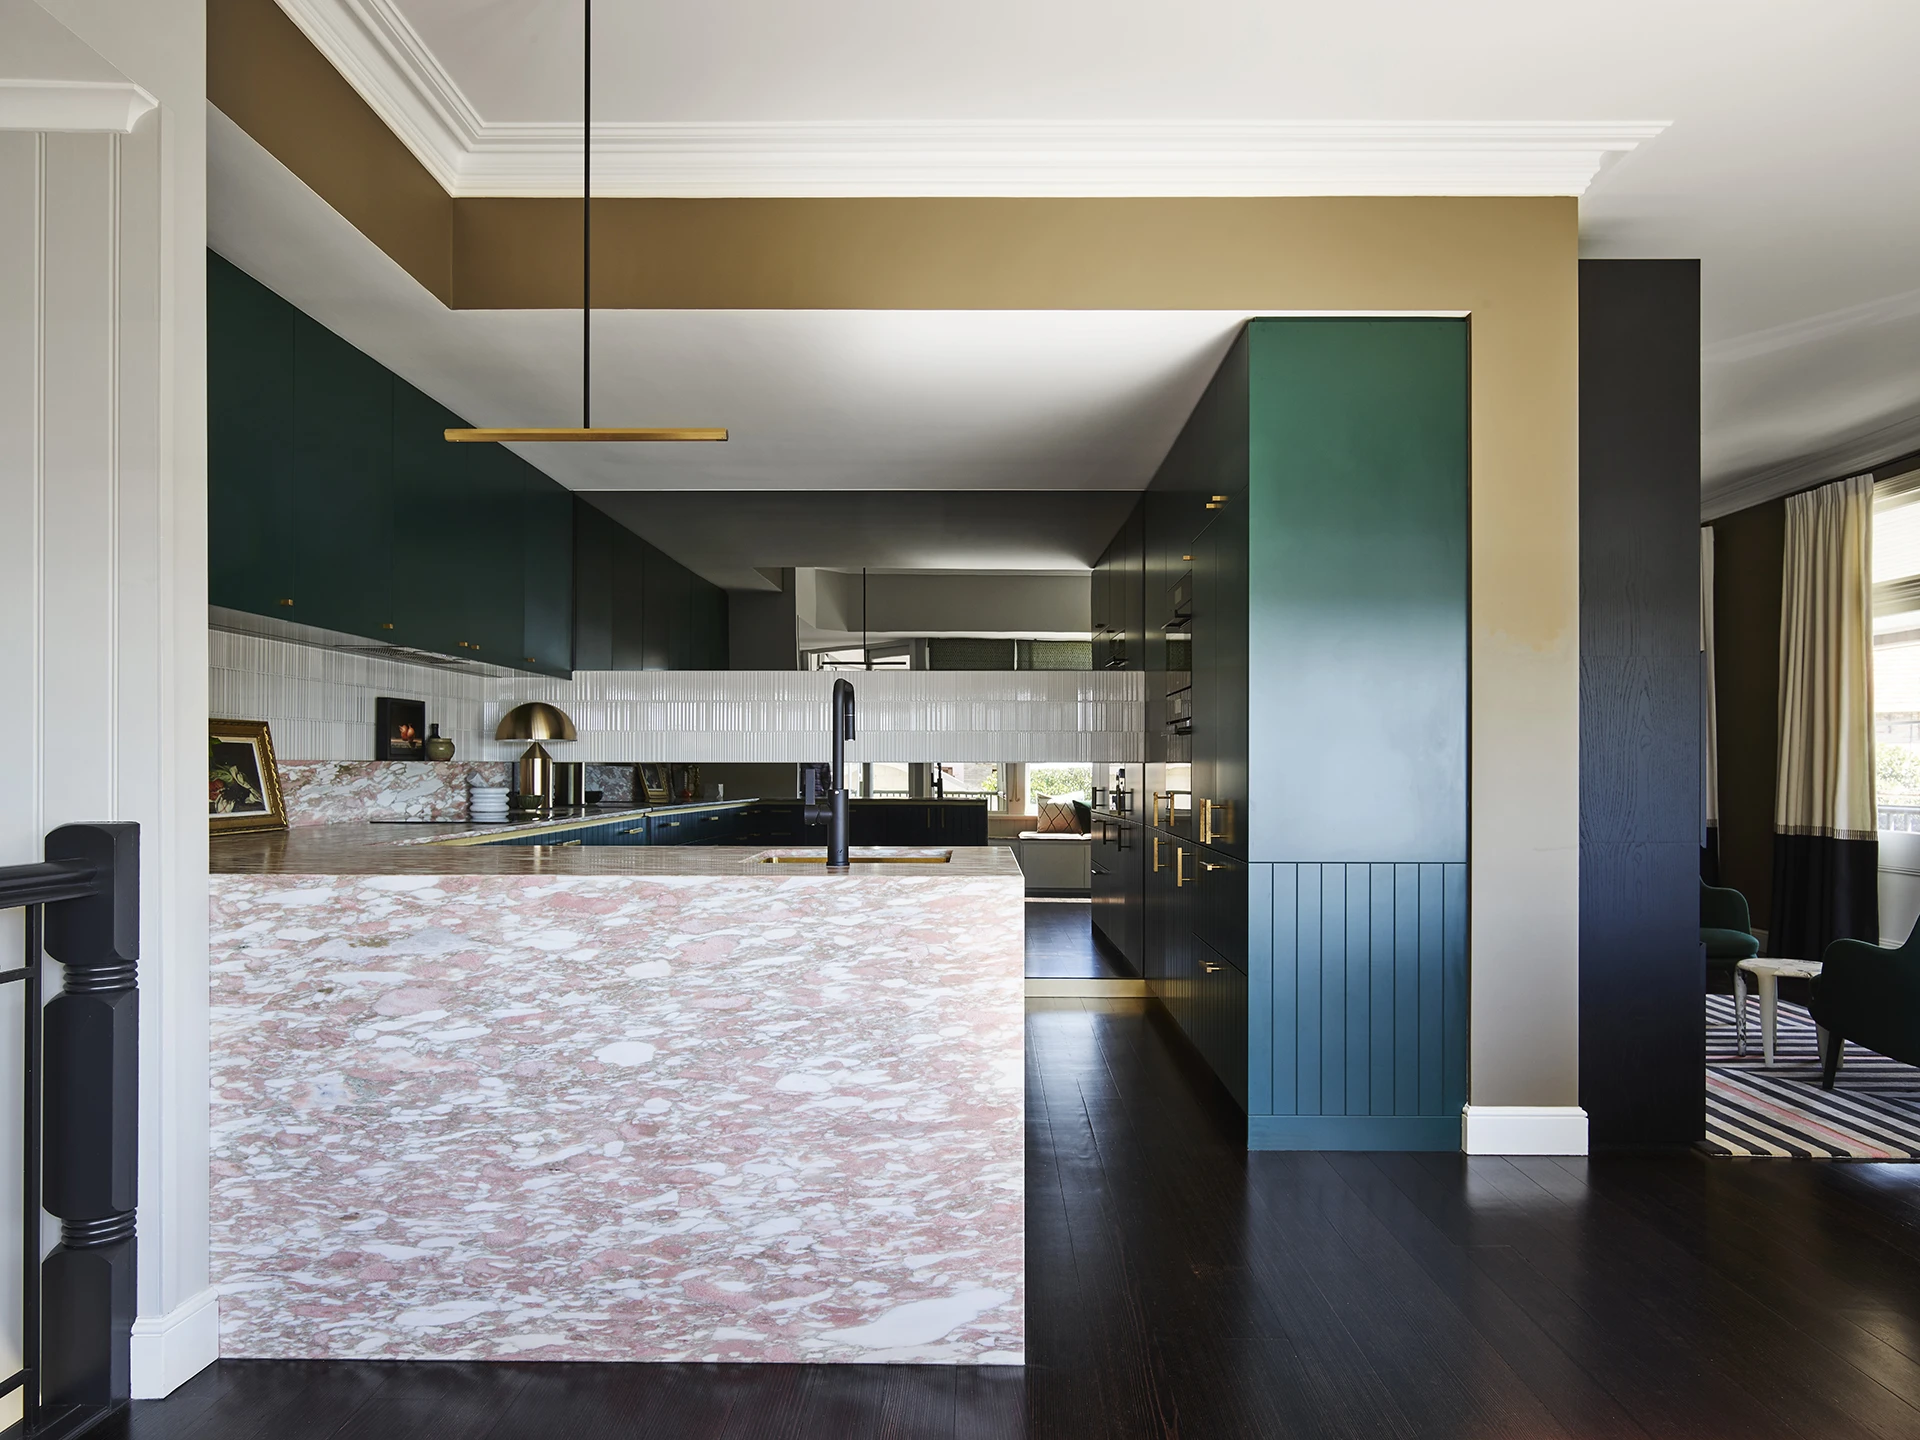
0;79;157;134
1461;1105;1590;1155
130;1286;220;1398
276;1;1665;198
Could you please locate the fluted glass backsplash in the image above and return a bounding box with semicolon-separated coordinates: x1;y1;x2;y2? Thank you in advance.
211;629;1145;764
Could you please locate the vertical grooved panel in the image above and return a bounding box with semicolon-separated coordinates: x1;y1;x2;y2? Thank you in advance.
1248;862;1277;1116
1442;863;1470;1114
1370;862;1396;1115
1296;865;1321;1115
1344;863;1370;1114
1393;865;1421;1115
1419;864;1446;1113
1320;864;1345;1115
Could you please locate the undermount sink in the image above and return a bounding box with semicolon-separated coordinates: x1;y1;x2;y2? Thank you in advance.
758;848;954;864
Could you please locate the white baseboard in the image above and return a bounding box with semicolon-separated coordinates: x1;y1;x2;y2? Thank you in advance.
131;1286;219;1398
1461;1105;1590;1155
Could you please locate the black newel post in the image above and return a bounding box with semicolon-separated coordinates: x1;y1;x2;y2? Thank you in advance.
39;822;138;1411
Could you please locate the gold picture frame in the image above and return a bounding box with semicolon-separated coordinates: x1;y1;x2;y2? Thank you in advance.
638;763;671;805
210;718;288;834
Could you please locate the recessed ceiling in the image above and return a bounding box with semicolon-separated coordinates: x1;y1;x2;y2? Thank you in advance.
585;491;1142;590
265;0;1920;509
210;110;1243;496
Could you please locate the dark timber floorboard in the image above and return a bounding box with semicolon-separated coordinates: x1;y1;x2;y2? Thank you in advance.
104;999;1920;1439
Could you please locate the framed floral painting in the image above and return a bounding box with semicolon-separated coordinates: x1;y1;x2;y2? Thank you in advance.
209;718;287;834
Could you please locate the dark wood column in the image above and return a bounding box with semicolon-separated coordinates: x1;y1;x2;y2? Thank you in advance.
1578;258;1704;1147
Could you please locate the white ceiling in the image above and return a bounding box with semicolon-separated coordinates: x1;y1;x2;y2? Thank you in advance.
255;0;1920;508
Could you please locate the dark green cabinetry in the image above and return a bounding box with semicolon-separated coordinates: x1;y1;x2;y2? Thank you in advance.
291;314;393;639
208;259;295;618
211;252;728;674
1101;319;1469;1150
210;253;571;674
573;499;728;671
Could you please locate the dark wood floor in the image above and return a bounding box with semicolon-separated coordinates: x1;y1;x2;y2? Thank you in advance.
1024;900;1133;979
103;997;1920;1440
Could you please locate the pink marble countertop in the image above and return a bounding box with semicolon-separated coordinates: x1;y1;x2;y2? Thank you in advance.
212;819;1023;881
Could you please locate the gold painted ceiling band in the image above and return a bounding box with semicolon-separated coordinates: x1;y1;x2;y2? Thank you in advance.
444;427;728;443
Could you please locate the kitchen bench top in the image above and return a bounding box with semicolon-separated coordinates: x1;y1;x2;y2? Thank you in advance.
210;808;1024;879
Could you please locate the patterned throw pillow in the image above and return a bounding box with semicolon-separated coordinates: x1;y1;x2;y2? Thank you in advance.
1036;798;1080;834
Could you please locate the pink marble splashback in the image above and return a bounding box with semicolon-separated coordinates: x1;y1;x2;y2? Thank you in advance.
208;869;1025;1363
278;761;512;826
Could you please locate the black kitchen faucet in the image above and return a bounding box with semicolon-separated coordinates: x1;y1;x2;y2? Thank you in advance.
803;677;856;869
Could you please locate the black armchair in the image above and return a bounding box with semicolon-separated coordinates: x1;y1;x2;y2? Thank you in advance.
1701;880;1760;990
1808;923;1920;1090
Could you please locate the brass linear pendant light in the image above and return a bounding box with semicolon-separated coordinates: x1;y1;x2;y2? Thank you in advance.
445;0;725;444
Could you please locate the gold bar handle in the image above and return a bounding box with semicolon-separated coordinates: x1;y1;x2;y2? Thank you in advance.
1175;847;1190;887
1152;836;1164;873
1200;797;1213;845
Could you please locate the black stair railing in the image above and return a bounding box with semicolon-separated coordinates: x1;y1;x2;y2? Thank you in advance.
0;823;138;1440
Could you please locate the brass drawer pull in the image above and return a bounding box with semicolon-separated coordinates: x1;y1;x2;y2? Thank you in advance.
1175;847;1190;888
1201;959;1221;974
1152;836;1165;872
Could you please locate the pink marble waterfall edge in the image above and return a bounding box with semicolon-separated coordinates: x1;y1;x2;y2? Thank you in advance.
209;871;1025;1364
278;761;513;826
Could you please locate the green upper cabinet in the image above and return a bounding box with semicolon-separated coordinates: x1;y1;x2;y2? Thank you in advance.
292;312;393;637
208;251;577;676
208;255;295;617
390;379;467;657
520;470;574;676
207;252;731;675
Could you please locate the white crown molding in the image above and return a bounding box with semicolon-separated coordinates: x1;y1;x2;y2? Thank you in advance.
1702;410;1920;521
0;78;157;133
275;1;1665;198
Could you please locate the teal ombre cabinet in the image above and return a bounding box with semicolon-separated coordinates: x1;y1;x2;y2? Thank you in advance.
1112;318;1471;1149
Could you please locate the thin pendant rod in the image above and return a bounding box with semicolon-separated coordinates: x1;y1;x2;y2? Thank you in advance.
582;0;591;429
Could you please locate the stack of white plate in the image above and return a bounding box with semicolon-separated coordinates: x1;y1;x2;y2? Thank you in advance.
468;785;509;822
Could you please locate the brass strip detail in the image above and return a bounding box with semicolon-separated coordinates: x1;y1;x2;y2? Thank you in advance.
444;428;728;443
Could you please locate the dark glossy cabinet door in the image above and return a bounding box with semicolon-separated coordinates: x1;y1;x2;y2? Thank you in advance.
611;527;648;669
292;313;392;637
208;255;296;617
520;472;573;675
390;381;466;656
572;501;615;670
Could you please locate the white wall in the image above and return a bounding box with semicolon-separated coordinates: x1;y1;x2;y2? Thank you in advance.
0;0;211;1401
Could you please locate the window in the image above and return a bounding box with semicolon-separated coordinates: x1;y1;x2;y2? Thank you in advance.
934;762;1000;809
1873;469;1920;829
1028;764;1091;801
867;762;912;798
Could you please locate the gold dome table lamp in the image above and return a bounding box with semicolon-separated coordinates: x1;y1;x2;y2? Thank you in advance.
496;703;577;813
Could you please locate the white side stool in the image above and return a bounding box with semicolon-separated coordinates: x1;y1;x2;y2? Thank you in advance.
1735;956;1823;1067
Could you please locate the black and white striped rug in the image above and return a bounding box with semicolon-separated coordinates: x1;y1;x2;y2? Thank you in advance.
1705;993;1920;1158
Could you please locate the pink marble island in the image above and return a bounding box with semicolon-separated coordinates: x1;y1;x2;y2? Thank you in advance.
208;821;1026;1364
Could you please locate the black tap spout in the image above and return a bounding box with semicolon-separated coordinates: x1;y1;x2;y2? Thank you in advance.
805;678;857;869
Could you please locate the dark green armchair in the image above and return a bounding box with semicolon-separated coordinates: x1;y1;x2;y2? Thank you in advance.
1809;924;1920;1090
1702;880;1760;989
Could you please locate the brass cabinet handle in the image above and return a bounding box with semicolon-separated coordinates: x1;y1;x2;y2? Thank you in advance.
277;598;294;606
1152;836;1164;872
1200;798;1233;846
381;622;394;630
1152;790;1169;827
1201;959;1221;974
1176;847;1190;887
1200;797;1213;845
1201;861;1226;872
